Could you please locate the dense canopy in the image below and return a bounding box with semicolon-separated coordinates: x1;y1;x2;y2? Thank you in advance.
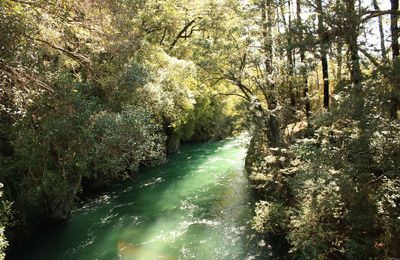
1;0;399;259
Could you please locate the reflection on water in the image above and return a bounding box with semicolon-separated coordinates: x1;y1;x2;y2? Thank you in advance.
11;134;272;259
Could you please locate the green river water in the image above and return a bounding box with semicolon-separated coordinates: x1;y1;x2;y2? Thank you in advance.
12;135;271;259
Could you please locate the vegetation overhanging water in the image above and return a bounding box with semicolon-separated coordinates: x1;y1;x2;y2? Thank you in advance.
2;0;400;258
11;135;270;260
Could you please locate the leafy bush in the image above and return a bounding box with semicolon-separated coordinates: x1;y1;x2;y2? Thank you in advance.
2;80;168;229
249;82;400;259
0;183;11;260
86;106;166;181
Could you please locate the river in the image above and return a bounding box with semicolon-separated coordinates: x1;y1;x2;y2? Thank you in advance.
11;135;271;259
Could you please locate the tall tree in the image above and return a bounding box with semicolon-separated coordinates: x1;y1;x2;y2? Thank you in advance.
343;0;362;87
390;0;399;119
336;40;343;83
391;0;399;60
316;0;330;109
261;0;278;110
281;0;296;107
373;0;387;60
296;0;311;119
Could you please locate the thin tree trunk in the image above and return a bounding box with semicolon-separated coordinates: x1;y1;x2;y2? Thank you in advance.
259;0;282;147
288;0;296;107
343;0;362;107
346;0;362;87
336;40;343;83
348;37;361;86
316;0;330;109
262;0;278;109
285;0;294;74
281;1;295;107
391;0;399;59
297;0;311;119
390;0;399;119
373;0;386;60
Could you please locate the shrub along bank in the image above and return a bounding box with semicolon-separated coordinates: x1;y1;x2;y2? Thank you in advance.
246;83;400;259
0;0;243;253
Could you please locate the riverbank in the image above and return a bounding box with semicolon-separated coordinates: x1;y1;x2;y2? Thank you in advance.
2;127;233;250
8;136;270;259
245;108;400;258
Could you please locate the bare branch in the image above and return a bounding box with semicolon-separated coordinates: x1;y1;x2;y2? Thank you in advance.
359;47;382;69
0;59;53;92
169;17;202;50
212;92;248;100
224;72;253;101
361;10;400;23
160;27;168;45
33;38;90;64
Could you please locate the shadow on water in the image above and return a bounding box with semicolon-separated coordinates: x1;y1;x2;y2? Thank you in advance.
9;135;274;260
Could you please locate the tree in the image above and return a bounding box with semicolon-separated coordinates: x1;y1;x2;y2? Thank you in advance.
373;0;387;60
316;0;330;108
391;0;400;59
260;0;278;109
390;0;399;119
296;0;311;119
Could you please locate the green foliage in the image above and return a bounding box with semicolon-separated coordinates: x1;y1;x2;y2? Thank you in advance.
181;96;241;141
248;81;400;259
0;0;243;252
0;183;11;260
253;201;291;234
1;0;399;259
86;106;166;180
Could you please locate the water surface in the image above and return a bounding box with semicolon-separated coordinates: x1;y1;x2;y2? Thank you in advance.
13;135;270;259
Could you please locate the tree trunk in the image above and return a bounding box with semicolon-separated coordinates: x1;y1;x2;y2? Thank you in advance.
280;2;295;107
316;0;330;109
336;40;343;83
342;0;361;87
342;0;364;121
259;0;282;147
297;0;311;119
261;0;278;109
288;0;296;107
391;0;399;59
390;0;399;119
373;0;386;60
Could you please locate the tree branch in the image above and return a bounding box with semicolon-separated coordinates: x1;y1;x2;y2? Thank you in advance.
212;92;248;100
160;27;168;45
361;10;400;23
169;17;201;50
33;37;90;64
359;47;382;68
0;59;53;92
